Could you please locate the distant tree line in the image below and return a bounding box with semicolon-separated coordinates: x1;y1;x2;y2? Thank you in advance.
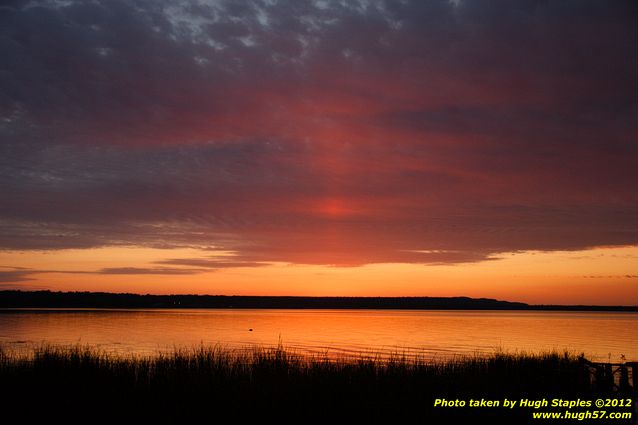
0;290;635;311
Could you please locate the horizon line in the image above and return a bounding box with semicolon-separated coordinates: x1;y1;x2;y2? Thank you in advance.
2;290;637;309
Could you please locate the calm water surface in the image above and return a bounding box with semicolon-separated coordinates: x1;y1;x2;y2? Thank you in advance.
0;309;636;362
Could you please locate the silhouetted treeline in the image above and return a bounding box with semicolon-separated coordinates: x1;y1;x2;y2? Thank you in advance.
0;290;636;310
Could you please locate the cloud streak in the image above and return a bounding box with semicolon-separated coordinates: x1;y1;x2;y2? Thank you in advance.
96;267;206;275
0;267;36;283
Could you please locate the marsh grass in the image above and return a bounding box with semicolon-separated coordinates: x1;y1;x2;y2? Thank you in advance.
0;344;622;424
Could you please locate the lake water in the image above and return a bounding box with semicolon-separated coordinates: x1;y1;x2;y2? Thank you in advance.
0;309;636;362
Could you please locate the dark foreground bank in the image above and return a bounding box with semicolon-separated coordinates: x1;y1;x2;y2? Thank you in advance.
0;345;635;424
2;290;638;311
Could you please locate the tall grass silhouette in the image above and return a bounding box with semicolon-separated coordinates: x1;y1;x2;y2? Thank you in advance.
0;344;630;424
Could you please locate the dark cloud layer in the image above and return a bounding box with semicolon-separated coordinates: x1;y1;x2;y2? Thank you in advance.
1;0;637;266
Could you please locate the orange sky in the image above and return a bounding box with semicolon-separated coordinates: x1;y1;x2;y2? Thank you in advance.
2;245;637;305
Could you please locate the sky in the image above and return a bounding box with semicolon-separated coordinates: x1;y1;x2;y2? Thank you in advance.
1;0;637;305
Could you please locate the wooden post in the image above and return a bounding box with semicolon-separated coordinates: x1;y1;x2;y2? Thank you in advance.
625;362;638;390
619;364;630;392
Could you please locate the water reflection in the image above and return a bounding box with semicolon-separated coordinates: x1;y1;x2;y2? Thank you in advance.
0;309;636;362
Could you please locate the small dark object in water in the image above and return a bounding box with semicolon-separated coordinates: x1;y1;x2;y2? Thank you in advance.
249;329;253;331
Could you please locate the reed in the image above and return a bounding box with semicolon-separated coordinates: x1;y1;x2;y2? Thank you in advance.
0;344;625;424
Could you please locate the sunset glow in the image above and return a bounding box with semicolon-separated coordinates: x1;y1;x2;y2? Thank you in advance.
1;0;637;305
2;245;636;305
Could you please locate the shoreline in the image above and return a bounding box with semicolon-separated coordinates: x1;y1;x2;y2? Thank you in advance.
2;290;637;311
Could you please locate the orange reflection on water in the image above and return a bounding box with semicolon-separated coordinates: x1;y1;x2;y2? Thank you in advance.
1;309;636;362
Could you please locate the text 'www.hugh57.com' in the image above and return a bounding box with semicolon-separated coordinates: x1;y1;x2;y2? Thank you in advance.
433;397;635;421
